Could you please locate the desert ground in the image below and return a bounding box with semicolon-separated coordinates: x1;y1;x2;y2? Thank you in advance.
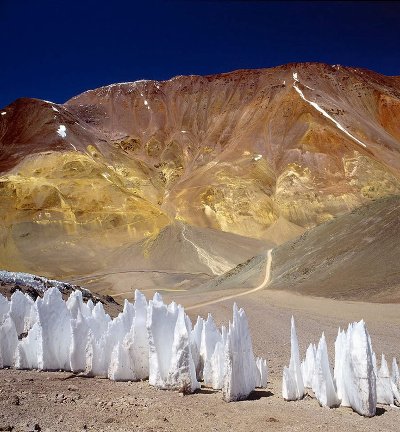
1;280;400;432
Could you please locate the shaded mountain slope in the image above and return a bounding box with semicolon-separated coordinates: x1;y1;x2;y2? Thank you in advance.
269;195;400;302
0;98;113;172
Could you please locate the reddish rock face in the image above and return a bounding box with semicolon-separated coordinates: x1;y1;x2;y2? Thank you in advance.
64;63;400;228
65;63;400;171
0;98;113;173
0;63;400;279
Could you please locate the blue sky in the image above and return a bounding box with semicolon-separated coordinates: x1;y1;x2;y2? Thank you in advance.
1;1;399;107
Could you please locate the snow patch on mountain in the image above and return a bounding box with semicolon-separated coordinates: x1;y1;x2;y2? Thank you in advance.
57;125;66;138
292;72;367;148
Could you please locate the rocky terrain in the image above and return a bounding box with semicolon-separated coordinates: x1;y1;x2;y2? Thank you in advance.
0;271;121;317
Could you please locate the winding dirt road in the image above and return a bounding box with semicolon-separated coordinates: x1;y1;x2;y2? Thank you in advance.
186;249;273;311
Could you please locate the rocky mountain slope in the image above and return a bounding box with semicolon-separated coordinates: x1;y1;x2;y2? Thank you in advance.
1;63;400;288
269;195;400;302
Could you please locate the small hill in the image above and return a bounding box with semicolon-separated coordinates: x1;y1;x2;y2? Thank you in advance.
77;222;271;297
110;221;270;276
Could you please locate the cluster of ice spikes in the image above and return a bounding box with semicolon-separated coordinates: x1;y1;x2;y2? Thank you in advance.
0;288;267;401
283;317;400;417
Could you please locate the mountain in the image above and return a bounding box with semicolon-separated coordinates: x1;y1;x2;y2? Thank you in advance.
65;63;400;231
1;63;400;288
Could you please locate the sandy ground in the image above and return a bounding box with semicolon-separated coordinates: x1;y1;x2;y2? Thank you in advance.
1;287;400;431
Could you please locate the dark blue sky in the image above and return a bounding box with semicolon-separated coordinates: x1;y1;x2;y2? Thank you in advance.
1;1;399;108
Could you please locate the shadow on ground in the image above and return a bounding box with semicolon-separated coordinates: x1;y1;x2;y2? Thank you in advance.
247;390;274;400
